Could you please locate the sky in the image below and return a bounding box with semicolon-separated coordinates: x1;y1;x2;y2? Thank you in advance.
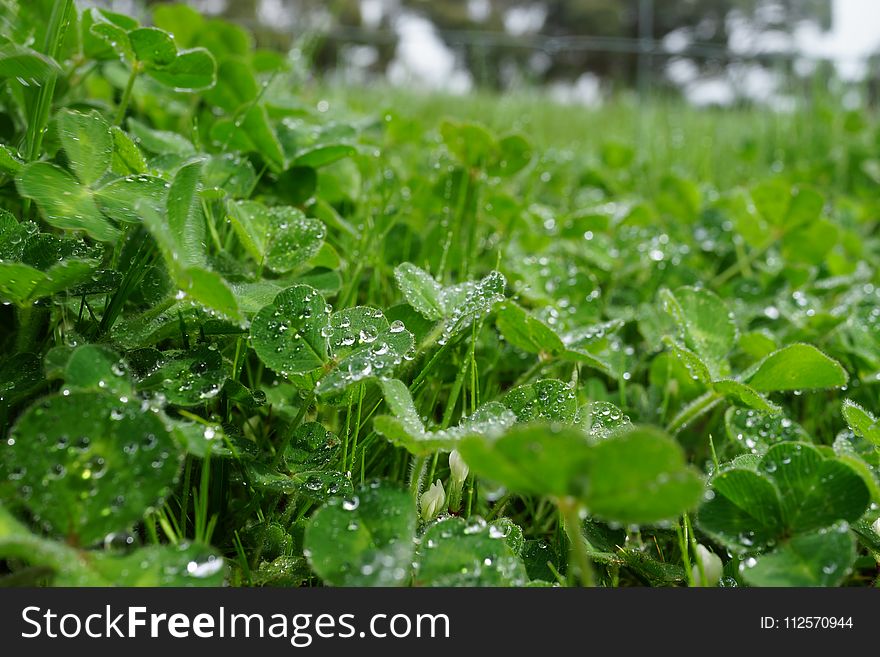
794;0;880;78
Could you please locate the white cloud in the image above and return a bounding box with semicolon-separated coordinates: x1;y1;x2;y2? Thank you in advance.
387;13;472;93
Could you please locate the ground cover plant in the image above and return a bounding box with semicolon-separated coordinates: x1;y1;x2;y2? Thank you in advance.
1;1;879;588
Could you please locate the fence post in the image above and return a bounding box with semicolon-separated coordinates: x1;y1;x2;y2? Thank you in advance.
637;0;655;101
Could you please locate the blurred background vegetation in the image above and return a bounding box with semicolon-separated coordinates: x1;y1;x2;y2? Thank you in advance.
79;0;880;109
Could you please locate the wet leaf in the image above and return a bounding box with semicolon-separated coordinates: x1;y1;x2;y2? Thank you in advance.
137;346;226;407
229;201;325;273
284;422;340;470
576;401;631;441
395;263;506;343
724;407;809;455
393;262;444;320
246;463;352;503
0;43;61;81
303;481;417;586
16;163;119;241
842;400;880;446
742;527;855;587
746;344;848;392
110;126;148;175
146;48;216;91
64;345;133;397
128;118;195;155
316;308;415;395
166;158;207;268
414;516;528;586
210;104;283;171
201;153;255;198
698;443;869;552
581;426;704;524
504;379;577;424
170;420;231;458
496;301;564;355
711;380;779;413
374;379;514;455
128;27;177;66
0;144;23;174
95;174;168;225
758;442;869;534
697;469;783;552
4;392;182;547
250;285;329;375
56;109;112;186
661;286;735;378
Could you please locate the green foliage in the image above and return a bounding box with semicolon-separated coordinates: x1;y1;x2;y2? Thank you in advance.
373;378;514;455
0;503;224;585
583;427;705;524
842;400;880;446
461;424;703;524
745;344;848;392
504;379;578;423
250;286;415;394
17;161;119;241
394;262;506;343
250;285;330;375
88;8;216;91
0;0;876;590
661;286;735;378
698;443;870;585
303;481;416;586
414;516;528;586
229;201;326;273
4;392;182;546
0;43;60;81
742;526;857;587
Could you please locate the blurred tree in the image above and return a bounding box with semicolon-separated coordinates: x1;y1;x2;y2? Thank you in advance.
402;0;833;87
144;0;835;89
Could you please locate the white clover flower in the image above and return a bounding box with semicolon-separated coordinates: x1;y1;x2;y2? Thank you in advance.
449;450;469;484
691;544;723;587
420;479;446;522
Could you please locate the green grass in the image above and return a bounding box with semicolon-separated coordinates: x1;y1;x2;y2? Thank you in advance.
0;1;879;588
323;83;864;190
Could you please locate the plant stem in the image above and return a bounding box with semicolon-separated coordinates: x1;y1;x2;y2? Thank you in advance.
15;304;46;353
511;356;546;389
447;481;464;514
559;497;595;587
410;336;455;391
408;454;428;501
676;517;694;587
115;64;141;126
464;474;475;517
665;390;722;434
349;384;365;472
711;236;774;287
685;513;707;587
708;434;720;471
24;0;72;163
271;392;314;468
440;351;470;429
